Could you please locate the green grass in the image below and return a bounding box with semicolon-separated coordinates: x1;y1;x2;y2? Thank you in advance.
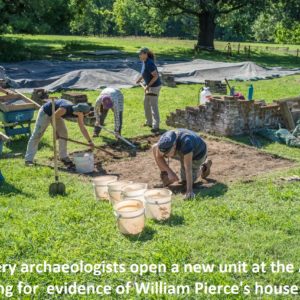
1;37;300;298
1;34;300;67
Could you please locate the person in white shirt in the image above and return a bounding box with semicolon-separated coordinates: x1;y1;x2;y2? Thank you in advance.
93;87;124;138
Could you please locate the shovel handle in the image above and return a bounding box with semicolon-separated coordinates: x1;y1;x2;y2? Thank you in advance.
139;82;146;89
51;98;59;181
225;78;231;90
14;90;41;109
58;136;118;158
0;132;9;142
99;125;136;149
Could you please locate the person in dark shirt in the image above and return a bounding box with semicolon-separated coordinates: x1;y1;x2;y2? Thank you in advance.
25;99;94;166
152;129;212;200
136;47;162;134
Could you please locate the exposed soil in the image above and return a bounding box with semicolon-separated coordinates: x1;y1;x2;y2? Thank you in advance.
83;135;296;193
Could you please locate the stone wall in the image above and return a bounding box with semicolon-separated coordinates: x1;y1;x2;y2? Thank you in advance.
166;96;283;136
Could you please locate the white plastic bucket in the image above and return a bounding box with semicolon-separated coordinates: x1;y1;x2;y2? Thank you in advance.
114;199;145;235
108;180;133;205
73;152;94;173
122;183;148;205
93;175;118;200
144;189;172;221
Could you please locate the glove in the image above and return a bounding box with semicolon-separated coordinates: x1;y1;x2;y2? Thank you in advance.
184;192;196;200
200;159;212;179
160;171;172;187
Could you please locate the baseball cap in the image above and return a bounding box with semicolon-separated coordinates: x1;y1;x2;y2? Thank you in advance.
101;95;113;110
158;131;177;153
138;47;150;54
73;103;91;113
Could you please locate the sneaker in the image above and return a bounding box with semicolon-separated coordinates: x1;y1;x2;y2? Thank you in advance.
93;133;99;138
25;161;34;166
151;128;160;134
61;157;73;165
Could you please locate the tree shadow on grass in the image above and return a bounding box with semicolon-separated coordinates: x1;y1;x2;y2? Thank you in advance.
158;47;300;68
1;36;126;62
125;226;156;243
0;181;34;197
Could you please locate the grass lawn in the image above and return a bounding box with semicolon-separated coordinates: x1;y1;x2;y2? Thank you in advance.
0;36;300;298
1;34;300;68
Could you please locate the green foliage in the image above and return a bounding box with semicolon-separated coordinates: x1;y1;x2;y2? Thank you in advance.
275;22;300;45
113;0;147;35
252;13;277;42
0;0;71;34
141;0;266;48
0;0;300;46
216;7;255;42
69;0;115;35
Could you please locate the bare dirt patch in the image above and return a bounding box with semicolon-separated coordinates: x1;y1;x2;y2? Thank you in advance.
90;136;295;193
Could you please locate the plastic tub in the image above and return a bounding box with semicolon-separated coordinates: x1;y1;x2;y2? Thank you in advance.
73;152;94;174
93;175;118;200
114;199;145;235
108;180;133;205
122;183;148;204
144;189;172;221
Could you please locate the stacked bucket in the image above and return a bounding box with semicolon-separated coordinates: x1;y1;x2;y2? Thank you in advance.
92;176;172;235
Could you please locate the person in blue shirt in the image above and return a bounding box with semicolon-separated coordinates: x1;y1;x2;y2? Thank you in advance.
152;129;212;200
136;47;162;134
25;99;94;166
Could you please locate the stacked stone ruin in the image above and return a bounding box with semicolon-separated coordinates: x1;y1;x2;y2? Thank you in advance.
166;96;283;136
31;89;49;106
62;92;88;104
204;80;227;94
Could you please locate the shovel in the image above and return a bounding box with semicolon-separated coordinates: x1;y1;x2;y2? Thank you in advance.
49;98;66;196
139;82;157;96
58;136;121;159
98;125;137;157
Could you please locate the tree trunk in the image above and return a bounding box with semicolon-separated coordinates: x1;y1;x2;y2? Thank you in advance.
196;11;216;50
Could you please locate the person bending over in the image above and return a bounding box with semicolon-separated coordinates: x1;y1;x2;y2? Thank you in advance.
152;129;212;200
25;99;94;166
93;87;124;138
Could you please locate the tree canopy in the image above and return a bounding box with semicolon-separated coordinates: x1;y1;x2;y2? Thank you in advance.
0;0;299;45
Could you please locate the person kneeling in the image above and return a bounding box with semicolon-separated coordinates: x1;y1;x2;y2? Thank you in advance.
152;129;212;200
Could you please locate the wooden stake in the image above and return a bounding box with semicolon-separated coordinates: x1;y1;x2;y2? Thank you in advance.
279;101;295;130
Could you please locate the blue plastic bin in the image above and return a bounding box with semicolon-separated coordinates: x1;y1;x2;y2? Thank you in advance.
0;109;34;123
0;109;35;137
